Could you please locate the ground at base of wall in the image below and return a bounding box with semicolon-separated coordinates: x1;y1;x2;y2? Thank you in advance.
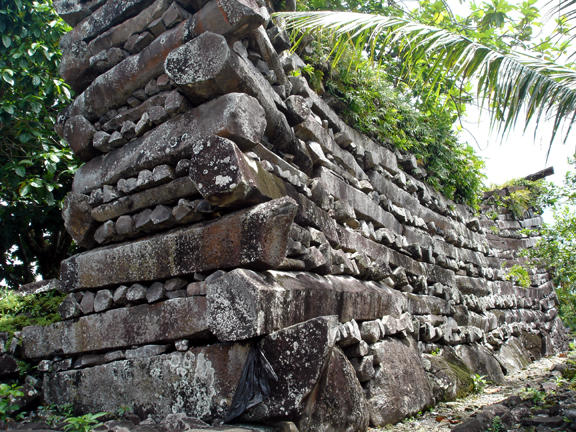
377;353;576;432
4;353;576;432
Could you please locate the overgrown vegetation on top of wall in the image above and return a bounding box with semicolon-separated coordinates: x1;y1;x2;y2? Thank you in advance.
295;38;486;208
483;178;552;219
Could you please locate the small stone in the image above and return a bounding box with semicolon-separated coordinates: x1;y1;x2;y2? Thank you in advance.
89;188;103;206
93;290;113;313
144;77;160;96
125;344;169;359
164;278;187;291
120;120;136;141
53;358;73;372
186;281;206;296
157;74;171;90
59;294;82;320
104;351;125;362
136;170;153;190
135;112;151;136
172;200;197;223
117;177;138;194
127;96;140;108
126;284;147;303
92;131;111;153
391;267;409;287
150;204;173;225
147;17;165;37
102;185;120;203
164;91;186;114
124;31;154;54
175;159;191;176
107;131;125;149
360;320;382;343
134;209;153;231
148;105;168;124
146;282;165;303
344;340;369;358
337;320;362;347
115;215;134;236
80;291;95;315
113;285;128;306
133;88;147;101
350;355;376;382
94;220;116;244
152;165;175;185
37;360;52;372
166;289;186;299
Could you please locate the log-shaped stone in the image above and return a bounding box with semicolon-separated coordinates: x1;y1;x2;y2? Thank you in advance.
60;197;297;291
188;136;287;207
72;93;266;194
21;297;208;359
207;268;406;342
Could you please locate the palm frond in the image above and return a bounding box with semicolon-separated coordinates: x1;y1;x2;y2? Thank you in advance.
274;10;576;149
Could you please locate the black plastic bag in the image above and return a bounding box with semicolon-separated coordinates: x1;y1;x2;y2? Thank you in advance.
225;344;278;422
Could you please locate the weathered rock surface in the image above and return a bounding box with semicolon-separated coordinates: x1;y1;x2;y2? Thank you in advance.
22;297;208;359
366;337;434;426
23;297;208;359
62;192;95;248
44;343;250;421
243;316;337;421
72;93;266;194
188;136;286;207
298;347;370;432
207;268;406;342
60;197;297;290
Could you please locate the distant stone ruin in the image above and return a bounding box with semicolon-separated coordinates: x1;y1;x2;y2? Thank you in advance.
21;0;567;430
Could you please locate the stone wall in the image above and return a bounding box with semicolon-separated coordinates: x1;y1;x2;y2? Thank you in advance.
21;0;567;430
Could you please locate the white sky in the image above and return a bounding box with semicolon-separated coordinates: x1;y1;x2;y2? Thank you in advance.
443;0;575;188
459;106;574;187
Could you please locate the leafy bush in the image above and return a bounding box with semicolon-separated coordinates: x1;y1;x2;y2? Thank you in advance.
0;288;63;336
0;0;77;288
504;264;531;288
521;164;576;329
0;383;24;421
487;416;504;432
485;178;552;219
472;373;487;393
62;412;107;432
297;39;486;208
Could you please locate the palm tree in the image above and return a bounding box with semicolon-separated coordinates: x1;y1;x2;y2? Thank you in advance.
274;1;576;154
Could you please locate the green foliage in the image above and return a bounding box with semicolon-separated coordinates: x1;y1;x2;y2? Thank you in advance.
0;383;24;421
472;373;488;393
485;178;552;219
504;264;531;288
0;288;63;336
297;39;486;207
522;162;576;328
486;416;504;432
277;0;576;150
39;404;108;432
430;347;441;356
62;412;107;432
520;387;547;404
0;0;77;288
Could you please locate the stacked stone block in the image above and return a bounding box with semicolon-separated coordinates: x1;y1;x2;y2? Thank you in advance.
21;0;567;430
